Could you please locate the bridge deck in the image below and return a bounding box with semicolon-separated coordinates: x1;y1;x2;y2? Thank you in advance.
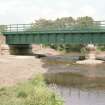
1;21;105;44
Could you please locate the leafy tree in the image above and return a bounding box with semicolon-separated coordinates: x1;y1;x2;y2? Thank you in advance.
76;16;94;29
30;19;54;30
30;17;75;30
30;16;100;31
54;17;75;29
75;16;101;30
0;25;6;33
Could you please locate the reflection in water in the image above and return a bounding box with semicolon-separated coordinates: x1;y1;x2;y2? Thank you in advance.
46;73;105;105
42;54;105;105
50;85;105;105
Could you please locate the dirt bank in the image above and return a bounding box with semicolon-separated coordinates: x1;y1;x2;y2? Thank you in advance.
0;55;47;86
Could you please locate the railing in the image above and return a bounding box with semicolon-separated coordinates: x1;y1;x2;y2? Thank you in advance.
1;21;105;33
0;24;32;32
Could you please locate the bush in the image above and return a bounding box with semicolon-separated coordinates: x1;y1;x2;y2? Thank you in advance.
97;44;105;51
47;44;83;53
0;74;63;105
25;86;63;105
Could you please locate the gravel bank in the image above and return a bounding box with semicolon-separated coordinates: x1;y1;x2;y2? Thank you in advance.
0;55;47;86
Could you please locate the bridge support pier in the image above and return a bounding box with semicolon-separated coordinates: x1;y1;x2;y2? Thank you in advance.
77;44;104;64
9;44;32;55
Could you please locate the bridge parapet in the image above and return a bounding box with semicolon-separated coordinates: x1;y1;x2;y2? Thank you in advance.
1;21;105;33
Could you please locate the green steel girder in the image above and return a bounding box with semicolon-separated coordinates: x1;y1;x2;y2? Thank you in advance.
3;31;105;44
1;22;105;45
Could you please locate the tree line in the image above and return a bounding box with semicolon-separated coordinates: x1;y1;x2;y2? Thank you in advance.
30;16;100;31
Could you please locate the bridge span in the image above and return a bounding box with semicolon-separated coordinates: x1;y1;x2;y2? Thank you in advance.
1;21;105;54
1;21;105;45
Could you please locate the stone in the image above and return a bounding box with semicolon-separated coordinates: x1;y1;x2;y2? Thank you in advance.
76;59;104;64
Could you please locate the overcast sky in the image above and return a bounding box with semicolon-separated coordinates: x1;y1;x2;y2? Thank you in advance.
0;0;105;24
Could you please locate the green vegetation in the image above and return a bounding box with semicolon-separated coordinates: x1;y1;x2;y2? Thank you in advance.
31;16;97;30
0;75;63;105
96;44;105;51
0;25;6;33
43;44;83;53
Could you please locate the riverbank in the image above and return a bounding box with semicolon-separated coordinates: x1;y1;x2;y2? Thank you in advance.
0;74;63;105
0;55;46;86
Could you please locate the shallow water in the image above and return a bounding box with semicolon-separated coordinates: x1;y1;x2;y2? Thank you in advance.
43;53;105;105
49;84;105;105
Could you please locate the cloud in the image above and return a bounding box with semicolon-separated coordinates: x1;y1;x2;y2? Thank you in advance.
0;0;104;24
78;6;96;17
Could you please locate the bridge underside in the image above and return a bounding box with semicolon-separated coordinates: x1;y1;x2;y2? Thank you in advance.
9;44;32;55
4;31;105;45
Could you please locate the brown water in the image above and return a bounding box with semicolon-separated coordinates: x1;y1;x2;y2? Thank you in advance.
42;54;105;105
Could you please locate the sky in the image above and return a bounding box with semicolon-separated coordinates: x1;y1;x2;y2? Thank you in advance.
0;0;105;24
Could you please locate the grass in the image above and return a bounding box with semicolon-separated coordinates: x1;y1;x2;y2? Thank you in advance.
0;74;64;105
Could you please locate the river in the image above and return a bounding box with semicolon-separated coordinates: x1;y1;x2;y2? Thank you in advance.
42;53;105;105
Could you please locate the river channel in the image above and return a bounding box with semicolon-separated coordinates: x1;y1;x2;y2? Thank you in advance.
42;53;105;105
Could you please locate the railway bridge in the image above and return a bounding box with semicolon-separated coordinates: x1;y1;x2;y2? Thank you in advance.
1;21;105;54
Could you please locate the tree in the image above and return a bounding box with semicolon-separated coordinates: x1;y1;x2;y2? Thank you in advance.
30;17;75;30
30;19;54;30
54;17;75;29
0;25;6;33
76;16;94;28
75;16;100;30
29;16;101;31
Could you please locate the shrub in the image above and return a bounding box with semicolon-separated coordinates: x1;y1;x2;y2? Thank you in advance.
0;74;64;105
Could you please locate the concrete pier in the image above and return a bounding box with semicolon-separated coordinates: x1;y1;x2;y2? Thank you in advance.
76;44;104;64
